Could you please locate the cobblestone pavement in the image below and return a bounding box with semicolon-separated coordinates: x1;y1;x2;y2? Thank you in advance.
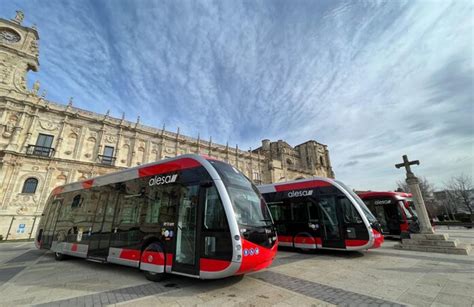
0;229;473;306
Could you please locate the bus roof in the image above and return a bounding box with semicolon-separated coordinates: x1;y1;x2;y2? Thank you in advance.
258;177;335;194
51;154;216;196
357;191;412;200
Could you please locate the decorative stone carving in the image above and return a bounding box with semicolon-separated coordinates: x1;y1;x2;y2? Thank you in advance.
39;119;59;131
0;28;21;44
104;134;117;143
29;40;39;56
12;11;24;24
70;126;81;135
0;53;15;84
32;80;40;95
2;114;18;138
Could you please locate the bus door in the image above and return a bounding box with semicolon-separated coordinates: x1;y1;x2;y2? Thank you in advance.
316;196;345;248
42;199;62;248
289;199;320;249
88;191;118;259
172;184;201;276
374;199;400;235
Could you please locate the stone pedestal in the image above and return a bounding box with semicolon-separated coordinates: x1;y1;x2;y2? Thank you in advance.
395;233;472;255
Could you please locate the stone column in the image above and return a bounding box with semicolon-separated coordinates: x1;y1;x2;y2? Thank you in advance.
406;174;434;234
74;126;86;160
54;115;69;158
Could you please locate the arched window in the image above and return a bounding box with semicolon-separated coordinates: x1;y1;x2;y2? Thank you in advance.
22;178;38;194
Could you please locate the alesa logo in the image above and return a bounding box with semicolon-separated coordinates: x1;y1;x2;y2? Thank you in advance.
288;190;313;198
149;174;178;186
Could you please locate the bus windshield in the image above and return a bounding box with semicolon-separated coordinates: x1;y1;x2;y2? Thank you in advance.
335;180;378;223
209;160;272;227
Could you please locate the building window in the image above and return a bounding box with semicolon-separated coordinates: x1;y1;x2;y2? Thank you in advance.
320;156;324;166
22;178;38;194
99;146;115;165
27;133;55;157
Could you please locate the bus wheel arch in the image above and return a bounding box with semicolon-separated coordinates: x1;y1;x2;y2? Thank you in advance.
294;232;317;252
140;240;166;282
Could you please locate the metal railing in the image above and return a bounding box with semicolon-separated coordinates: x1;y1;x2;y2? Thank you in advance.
26;145;55;158
98;155;116;166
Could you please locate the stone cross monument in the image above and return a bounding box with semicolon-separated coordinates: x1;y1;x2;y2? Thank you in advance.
394;155;471;254
395;155;434;234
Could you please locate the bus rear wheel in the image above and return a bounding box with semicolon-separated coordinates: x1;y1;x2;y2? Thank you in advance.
144;270;165;282
54;251;67;261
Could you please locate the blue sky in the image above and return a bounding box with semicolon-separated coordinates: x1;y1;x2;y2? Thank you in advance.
1;0;473;191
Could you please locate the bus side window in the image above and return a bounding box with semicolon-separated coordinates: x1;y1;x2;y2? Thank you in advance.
268;202;288;222
308;201;319;222
117;197;140;225
145;189;162;224
291;201;308;222
340;197;363;224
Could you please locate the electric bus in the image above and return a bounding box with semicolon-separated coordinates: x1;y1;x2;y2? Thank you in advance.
357;191;419;238
35;154;277;281
258;178;383;251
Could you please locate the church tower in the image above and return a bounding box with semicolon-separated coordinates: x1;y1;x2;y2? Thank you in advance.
0;11;39;94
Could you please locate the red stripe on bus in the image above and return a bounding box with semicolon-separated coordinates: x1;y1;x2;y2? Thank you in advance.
166;253;173;266
274;180;332;192
82;180;94;189
294;236;316;245
200;258;231;272
278;235;292;243
138;158;201;177
371;229;384;248
119;249;140;261
141;251;165;265
345;239;369;246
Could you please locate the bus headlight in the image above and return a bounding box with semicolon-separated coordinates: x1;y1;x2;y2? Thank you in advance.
236;255;242;261
236;244;241;250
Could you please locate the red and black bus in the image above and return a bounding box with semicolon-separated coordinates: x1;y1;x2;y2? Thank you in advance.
258;178;384;251
35;154;277;281
357;191;419;238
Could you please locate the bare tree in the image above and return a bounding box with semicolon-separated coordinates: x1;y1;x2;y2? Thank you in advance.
396;177;441;217
444;174;473;215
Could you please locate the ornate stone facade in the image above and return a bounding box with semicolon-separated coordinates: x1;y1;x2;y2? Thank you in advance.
0;13;334;239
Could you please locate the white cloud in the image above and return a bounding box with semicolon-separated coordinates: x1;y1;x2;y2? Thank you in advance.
3;0;472;190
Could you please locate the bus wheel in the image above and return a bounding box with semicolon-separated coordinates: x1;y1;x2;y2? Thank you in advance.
54;251;66;261
142;242;166;282
144;270;165;282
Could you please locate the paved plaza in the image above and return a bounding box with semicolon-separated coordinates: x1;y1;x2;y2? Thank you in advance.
0;228;473;307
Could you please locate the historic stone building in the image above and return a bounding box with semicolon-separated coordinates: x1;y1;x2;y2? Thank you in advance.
0;12;334;239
